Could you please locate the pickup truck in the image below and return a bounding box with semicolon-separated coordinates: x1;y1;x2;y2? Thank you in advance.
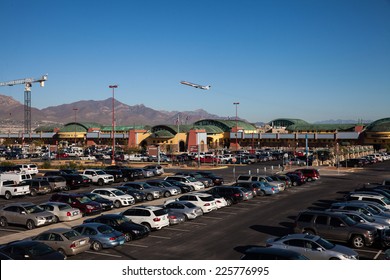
0;180;30;200
82;169;114;186
128;154;149;162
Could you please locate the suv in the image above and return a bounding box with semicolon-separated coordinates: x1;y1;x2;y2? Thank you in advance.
295;168;320;181
90;188;135;208
35;176;67;192
82;169;114;186
205;186;248;205
23;179;52;196
0;202;55;230
294;210;378;248
15;164;39;176
120;205;169;231
345;193;390;210
50;193;102;216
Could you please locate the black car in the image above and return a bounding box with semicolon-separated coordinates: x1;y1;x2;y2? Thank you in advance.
81;192;115;211
84;214;150;242
195;171;224;186
205;186;246;205
0;240;66;260
114;186;146;203
44;171;83;190
231;182;262;197
164;180;193;193
241;247;308;260
103;169;124;183
285;173;305;186
104;166;137;182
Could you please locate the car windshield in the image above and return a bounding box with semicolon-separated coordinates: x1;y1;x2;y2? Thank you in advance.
96;170;106;175
115;215;129;224
63;230;82;239
187;177;197;182
24;205;44;214
342;215;358;226
314;237;335;250
153;209;167;216
366;205;382;214
97;225;115;234
58;204;72;211
87;193;100;200
111;190;126;196
76;196;93;203
199;196;214;202
265;177;274;182
183;202;196;208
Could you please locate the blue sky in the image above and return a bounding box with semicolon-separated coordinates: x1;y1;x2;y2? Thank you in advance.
1;0;389;124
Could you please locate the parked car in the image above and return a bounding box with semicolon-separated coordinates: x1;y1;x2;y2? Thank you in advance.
15;164;39;175
104;166;137;182
146;180;181;197
163;201;203;220
50;193;102;216
381;228;390;248
122;182;163;201
72;222;125;251
195;171;224;185
240;246;309;260
164;180;193;193
175;172;214;188
144;165;164;176
31;228;90;256
285;173;305;186
344;193;390;210
84;214;150;242
266;233;359;260
205;186;248;205
35;176;67;192
114;186;146;203
39;201;83;223
166;209;186;225
23;179;52;196
294;210;378;248
164;175;205;191
236;174;286;191
328;202;390;224
78;192;114;211
295;168;320;181
0;202;55;230
90;188;135;208
0;240;66;260
120;205;170;231
232;181;279;196
175;193;218;213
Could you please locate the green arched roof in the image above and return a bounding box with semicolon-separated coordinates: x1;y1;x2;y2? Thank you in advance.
286;123;357;132
365;118;390;132
61;122;102;133
194;119;257;131
270;118;309;127
35;124;63;133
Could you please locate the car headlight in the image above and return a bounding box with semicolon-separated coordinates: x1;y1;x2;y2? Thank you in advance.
132;230;140;234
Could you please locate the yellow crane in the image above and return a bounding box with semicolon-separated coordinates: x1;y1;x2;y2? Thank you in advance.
0;74;48;133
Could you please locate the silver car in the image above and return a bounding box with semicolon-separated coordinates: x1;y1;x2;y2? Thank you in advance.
266;233;359;260
163;201;203;220
0;202;55;230
39;201;83;223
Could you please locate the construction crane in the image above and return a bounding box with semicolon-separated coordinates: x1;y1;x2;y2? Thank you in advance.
0;74;48;133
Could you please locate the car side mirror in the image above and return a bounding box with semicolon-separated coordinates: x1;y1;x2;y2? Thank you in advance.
21;211;27;215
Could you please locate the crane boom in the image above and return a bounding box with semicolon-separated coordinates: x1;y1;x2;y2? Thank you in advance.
0;74;48;87
0;74;48;134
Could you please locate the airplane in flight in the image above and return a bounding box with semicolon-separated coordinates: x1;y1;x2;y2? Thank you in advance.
180;81;211;90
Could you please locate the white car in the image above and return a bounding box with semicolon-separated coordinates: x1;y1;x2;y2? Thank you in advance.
164;175;205;191
91;188;135;208
176;193;218;213
120;205;170;231
15;164;39;176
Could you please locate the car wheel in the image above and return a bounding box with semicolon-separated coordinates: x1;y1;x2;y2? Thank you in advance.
4;191;12;200
91;241;103;251
58;248;66;256
114;200;121;208
63;186;70;191
292;181;298;187
351;235;365;249
26;219;35;230
303;229;315;235
124;233;133;242
146;194;153;201
97;179;104;186
30;189;37;197
307;177;313;182
141;222;152;231
123;177;129;182
226;199;233;207
0;217;8;227
164;191;171;198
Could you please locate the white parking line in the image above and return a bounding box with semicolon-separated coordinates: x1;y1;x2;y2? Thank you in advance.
84;250;123;258
186;222;207;226
215;210;237;215
164;227;191;232
123;243;149;248
0;229;24;233
149;235;171;239
373;250;382;260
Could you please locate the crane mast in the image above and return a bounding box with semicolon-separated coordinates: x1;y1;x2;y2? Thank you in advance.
0;74;48;133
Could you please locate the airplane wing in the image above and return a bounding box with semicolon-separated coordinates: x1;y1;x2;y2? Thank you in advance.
180;81;210;90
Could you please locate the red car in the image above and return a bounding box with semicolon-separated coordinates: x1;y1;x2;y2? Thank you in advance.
295;168;320;182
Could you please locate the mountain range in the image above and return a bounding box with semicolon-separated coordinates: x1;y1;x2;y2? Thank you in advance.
0;94;223;127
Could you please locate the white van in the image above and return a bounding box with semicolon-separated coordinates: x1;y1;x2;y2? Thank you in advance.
0;172;33;184
15;164;39;175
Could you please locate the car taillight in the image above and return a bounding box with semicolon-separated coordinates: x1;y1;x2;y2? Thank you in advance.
109;237;116;241
66;212;71;216
233;193;240;197
204;203;210;206
153;217;161;222
271;187;274;191
70;242;76;248
168;215;176;219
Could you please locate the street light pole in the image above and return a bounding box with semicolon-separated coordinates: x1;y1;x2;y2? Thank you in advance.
109;85;118;165
73;108;78;144
233;102;239;151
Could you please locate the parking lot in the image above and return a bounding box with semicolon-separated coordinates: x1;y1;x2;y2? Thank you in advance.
0;160;389;260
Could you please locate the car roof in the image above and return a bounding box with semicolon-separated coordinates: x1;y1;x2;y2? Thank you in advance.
133;205;163;210
39;227;75;234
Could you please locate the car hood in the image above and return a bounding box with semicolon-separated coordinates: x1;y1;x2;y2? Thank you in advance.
122;222;149;232
331;244;358;257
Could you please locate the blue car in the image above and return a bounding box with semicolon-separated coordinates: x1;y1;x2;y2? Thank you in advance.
72;222;125;251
